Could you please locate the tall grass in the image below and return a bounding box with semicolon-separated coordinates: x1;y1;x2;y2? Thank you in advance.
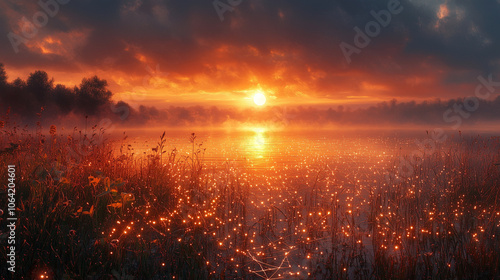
0;120;499;279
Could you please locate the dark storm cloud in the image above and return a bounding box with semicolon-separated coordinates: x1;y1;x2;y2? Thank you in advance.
403;0;500;74
1;0;499;100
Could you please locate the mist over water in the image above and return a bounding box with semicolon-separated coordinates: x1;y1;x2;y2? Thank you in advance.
114;128;496;164
112;128;499;187
115;129;407;167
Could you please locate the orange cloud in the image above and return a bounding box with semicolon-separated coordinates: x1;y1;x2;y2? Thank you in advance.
437;4;449;19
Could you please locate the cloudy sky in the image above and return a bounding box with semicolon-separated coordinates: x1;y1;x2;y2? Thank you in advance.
1;0;499;109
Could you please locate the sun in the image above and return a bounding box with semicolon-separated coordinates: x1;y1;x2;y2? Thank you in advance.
253;92;267;106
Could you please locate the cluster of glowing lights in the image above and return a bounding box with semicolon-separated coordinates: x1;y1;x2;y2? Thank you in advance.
93;135;500;278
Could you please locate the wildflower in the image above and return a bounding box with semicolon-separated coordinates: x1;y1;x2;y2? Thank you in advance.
0;120;4;129
69;230;76;236
49;125;57;136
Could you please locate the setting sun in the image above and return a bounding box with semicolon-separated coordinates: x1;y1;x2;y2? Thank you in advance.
253;92;267;106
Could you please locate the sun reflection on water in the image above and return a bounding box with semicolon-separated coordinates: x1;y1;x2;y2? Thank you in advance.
249;127;267;159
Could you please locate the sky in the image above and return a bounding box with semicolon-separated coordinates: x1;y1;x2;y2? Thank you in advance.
1;0;500;110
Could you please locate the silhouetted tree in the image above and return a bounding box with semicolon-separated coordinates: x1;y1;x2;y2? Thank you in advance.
0;63;7;88
1;77;31;117
11;77;26;89
27;70;53;104
53;84;76;115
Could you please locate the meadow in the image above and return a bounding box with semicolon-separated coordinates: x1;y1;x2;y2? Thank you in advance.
0;122;499;279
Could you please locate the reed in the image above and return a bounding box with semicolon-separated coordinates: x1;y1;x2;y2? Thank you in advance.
0;121;499;279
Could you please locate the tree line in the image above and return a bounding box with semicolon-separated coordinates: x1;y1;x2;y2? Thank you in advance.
0;63;113;122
